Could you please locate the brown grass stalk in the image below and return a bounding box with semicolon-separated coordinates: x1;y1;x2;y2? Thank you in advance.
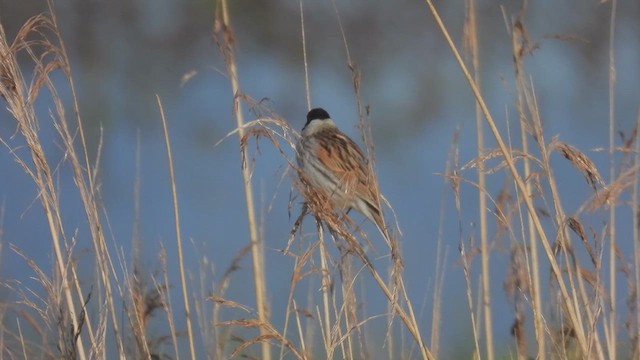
633;110;640;358
510;13;546;358
460;239;482;359
463;0;494;358
43;3;128;355
300;182;434;359
215;1;271;359
332;3;428;358
292;299;308;357
424;0;592;355
339;255;360;359
300;0;311;111
429;233;447;359
0;13;98;359
527;75;605;359
430;130;459;358
606;1;618;359
5;1;635;359
229;107;433;358
44;3;127;356
318;229;335;358
449;127;483;358
158;95;197;359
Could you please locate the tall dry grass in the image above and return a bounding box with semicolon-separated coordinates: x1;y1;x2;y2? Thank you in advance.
426;0;636;358
0;0;638;359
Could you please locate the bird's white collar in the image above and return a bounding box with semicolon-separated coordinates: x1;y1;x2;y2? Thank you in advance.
302;118;337;137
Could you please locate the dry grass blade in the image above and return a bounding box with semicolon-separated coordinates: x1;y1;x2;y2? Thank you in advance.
577;267;608;301
0;14;95;360
292;181;422;348
218;319;306;359
5;1;639;359
567;216;599;271
424;0;597;355
505;245;531;358
567;217;587;242
214;1;271;358
632;110;640;359
461;147;543;174
209;296;253;313
584;164;638;212
157;95;197;360
550;138;604;192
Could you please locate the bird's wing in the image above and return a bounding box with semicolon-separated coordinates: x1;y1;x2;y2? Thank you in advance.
316;130;382;209
315;131;368;188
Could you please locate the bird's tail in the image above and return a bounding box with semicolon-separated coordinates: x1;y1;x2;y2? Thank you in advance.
365;200;403;269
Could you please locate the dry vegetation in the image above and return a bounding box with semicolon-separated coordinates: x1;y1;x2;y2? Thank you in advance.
0;0;637;359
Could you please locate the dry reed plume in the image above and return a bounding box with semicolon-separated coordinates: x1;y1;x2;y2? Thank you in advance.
1;0;638;359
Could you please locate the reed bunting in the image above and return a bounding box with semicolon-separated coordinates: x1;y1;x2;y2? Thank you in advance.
296;108;390;241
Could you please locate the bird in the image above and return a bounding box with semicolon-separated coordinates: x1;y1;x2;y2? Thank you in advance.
296;107;391;243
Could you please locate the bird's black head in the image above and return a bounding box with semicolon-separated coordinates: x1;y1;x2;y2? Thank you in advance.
306;108;331;125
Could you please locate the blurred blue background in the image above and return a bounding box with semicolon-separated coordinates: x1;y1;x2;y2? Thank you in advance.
1;0;640;358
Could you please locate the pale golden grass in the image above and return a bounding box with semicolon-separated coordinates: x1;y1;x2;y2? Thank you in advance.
158;94;197;360
2;0;639;359
0;4;186;359
427;0;638;358
213;1;271;358
632;110;640;358
463;0;494;357
510;16;546;359
212;1;431;356
1;8;94;359
218;106;432;358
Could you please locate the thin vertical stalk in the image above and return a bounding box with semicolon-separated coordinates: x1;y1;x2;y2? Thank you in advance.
431;130;458;358
511;15;545;358
300;1;311;111
606;1;618;358
158;96;197;360
464;1;494;358
519;56;545;360
632;110;640;357
527;84;605;359
318;231;333;358
218;1;271;359
45;3;107;354
0;21;88;360
293;300;307;356
423;0;590;354
298;3;333;358
461;241;482;358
